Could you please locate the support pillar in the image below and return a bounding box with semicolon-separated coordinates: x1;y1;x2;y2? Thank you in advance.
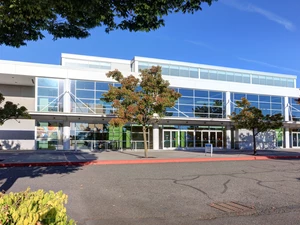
225;91;231;118
226;125;231;150
63;121;71;150
153;123;159;150
63;79;71;113
284;96;289;122
285;129;290;149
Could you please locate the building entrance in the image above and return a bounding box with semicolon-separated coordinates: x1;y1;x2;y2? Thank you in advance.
292;132;300;148
163;129;223;149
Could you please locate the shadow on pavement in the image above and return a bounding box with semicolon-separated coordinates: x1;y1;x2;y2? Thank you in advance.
0;151;98;192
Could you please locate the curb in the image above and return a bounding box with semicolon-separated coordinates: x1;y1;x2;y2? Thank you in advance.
0;155;300;167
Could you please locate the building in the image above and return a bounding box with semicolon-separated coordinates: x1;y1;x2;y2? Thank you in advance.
0;53;299;151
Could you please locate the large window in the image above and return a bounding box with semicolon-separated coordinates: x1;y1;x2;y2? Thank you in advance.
289;98;300;121
166;88;225;118
37;78;64;112
70;80;117;115
232;93;283;116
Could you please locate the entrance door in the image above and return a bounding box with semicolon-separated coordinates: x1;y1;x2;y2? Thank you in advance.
292;132;300;147
163;130;178;149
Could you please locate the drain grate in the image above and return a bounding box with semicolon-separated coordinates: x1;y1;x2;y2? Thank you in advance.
210;202;254;213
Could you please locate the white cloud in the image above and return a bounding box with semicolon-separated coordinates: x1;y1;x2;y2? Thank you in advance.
238;57;300;74
221;0;296;31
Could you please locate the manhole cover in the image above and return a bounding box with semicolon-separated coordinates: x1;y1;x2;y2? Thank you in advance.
210;202;255;213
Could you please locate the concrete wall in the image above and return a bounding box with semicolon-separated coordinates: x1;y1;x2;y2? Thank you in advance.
0;119;35;150
0;84;35;111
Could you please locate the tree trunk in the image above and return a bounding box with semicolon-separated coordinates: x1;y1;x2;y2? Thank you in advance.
252;128;257;155
142;125;148;158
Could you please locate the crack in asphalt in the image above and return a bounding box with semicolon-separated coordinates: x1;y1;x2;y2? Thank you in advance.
221;179;230;194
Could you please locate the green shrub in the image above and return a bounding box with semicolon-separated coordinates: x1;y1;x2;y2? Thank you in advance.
0;188;76;225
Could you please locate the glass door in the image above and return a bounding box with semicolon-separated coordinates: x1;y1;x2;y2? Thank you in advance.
163;130;178;149
292;132;300;147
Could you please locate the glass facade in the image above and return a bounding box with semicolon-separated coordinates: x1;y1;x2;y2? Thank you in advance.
138;62;199;78
37;78;64;112
231;93;284;116
138;61;295;88
70;123;151;150
166;88;225;118
70;80;117;114
36;121;63;150
289;98;300;121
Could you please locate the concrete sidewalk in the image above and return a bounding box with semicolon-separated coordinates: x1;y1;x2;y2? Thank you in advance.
0;149;300;167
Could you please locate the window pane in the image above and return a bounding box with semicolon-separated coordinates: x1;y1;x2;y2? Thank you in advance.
170;66;179;76
179;67;189;77
179;88;193;97
234;73;243;82
96;82;109;90
76;90;94;98
252;75;259;84
234;93;246;100
249;102;258;108
189;68;198;78
259;76;266;85
281;78;287;87
247;94;258;101
76;81;94;90
259;95;270;102
195;99;208;105
195;90;208;98
38;88;58;97
210;91;222;99
179;105;194;113
96;91;105;99
266;77;273;86
209;70;217;80
161;65;170;75
271;103;282;109
274;78;281;86
179;97;194;104
271;96;282;103
200;69;209;79
260;103;271;109
227;72;234;82
287;79;294;87
217;71;226;81
38;78;58;87
242;74;250;83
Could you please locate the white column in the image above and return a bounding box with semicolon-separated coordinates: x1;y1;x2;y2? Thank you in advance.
284;96;289;122
226;91;231;118
153;123;159;150
285;129;290;148
63;79;71;113
226;125;231;150
63;121;71;150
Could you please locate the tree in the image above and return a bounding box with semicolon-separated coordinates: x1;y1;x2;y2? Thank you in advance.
229;98;283;155
0;93;30;125
102;66;181;157
0;0;216;47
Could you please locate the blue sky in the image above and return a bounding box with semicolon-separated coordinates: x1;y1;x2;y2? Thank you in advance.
1;0;300;86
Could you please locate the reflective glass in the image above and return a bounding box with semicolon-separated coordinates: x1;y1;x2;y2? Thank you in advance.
96;91;106;99
76;81;94;90
259;95;270;102
96;82;109;90
281;78;287;87
271;96;282;103
287;79;294;87
200;69;209;79
242;74;250;83
76;90;94;99
195;99;208;105
234;93;246;100
259;103;271;109
190;68;198;78
179;97;194;104
259;76;266;85
226;72;234;82
195;90;208;98
262;109;271;115
179;89;193;97
250;102;258;108
209;70;217;80
271;103;282;109
38;78;58;87
210;91;222;99
234;74;243;82
170;66;179;76
252;75;259;84
179;105;194;113
217;71;226;81
161;65;170;75
266;77;273;86
274;78;281;86
247;94;258;101
38;88;58;97
272;110;282;115
179;67;189;77
194;105;209;114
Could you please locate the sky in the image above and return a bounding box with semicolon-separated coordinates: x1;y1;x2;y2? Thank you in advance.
1;0;300;86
